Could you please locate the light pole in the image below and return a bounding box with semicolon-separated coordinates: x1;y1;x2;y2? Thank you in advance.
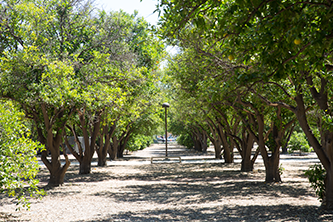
162;102;170;157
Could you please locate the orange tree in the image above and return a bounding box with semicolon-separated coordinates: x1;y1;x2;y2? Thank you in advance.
157;0;333;209
0;0;164;184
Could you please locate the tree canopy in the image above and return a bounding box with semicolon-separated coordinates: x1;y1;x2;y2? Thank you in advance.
157;0;333;209
0;0;165;186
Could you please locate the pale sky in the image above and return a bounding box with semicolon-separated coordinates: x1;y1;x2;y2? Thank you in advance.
95;0;178;55
95;0;160;26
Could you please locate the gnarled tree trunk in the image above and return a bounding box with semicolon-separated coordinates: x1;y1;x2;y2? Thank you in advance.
108;136;118;160
237;99;294;182
118;131;132;158
97;123;116;166
65;110;101;174
193;136;202;151
294;93;333;209
199;132;208;153
97;141;108;166
37;104;72;186
41;147;70;186
41;130;71;186
240;131;256;172
256;112;282;182
219;124;233;163
202;119;222;159
322;131;333;209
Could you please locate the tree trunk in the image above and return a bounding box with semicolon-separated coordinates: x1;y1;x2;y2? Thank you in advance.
109;136;118;160
204;118;222;159
241;158;253;172
293;94;333;209
109;145;117;160
241;144;253;172
79;157;92;174
96;136;108;167
321;131;333;209
213;140;222;159
117;150;123;158
264;142;281;182
199;132;208;153
41;128;71;186
97;136;110;166
263;124;282;183
256;112;282;183
193;135;202;152
48;167;67;186
218;122;233;163
97;123;116;166
324;169;333;209
202;123;221;159
264;155;281;182
241;132;255;172
282;125;295;154
43;153;70;186
221;133;233;163
96;136;107;166
97;154;107;166
35;103;75;186
65;111;101;174
118;134;130;158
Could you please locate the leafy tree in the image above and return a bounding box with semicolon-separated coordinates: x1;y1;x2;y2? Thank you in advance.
0;101;45;209
157;0;333;208
126;134;152;152
96;10;165;161
62;9;141;174
0;0;100;185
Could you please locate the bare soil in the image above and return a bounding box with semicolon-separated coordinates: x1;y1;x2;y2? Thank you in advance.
1;144;333;221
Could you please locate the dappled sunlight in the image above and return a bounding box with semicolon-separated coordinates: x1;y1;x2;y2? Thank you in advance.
1;144;325;221
92;178;314;206
75;205;332;222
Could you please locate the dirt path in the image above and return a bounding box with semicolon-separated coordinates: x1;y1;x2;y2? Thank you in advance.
1;144;332;222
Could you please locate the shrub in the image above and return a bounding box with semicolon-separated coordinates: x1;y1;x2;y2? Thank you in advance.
177;133;193;149
288;131;312;154
305;164;326;202
126;134;153;151
0;102;45;210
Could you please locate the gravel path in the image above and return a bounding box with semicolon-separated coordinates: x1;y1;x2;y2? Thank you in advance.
1;144;333;221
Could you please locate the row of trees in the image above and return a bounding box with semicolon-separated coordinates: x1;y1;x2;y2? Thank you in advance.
0;0;165;188
157;0;333;209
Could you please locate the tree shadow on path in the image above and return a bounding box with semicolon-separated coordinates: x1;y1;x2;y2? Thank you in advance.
75;205;333;222
93;180;313;205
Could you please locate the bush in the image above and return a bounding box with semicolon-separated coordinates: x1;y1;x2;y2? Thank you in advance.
0;102;45;210
305;164;326;202
126;134;153;151
177;133;193;149
288;131;312;154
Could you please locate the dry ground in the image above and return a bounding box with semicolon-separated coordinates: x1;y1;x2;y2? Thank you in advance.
1;144;333;221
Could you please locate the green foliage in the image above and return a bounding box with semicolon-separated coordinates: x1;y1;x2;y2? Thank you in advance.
305;164;326;202
126;134;152;151
177;133;194;149
288;131;312;154
279;164;285;176
0;101;45;210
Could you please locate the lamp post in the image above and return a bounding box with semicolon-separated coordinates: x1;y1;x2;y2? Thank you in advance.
162;102;170;157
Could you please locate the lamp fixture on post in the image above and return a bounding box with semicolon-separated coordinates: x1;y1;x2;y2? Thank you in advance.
162;102;170;157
